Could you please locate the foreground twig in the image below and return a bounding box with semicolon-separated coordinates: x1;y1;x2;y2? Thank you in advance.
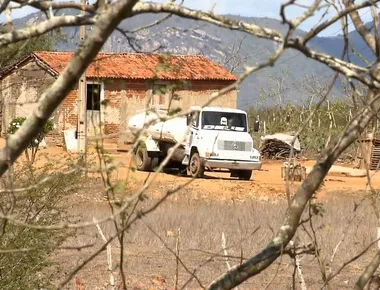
175;227;181;290
355;251;380;290
93;217;115;289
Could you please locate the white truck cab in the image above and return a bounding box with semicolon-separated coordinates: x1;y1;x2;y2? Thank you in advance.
182;106;262;180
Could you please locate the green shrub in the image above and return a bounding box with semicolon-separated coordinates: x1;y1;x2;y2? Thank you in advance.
7;117;54;163
0;160;79;290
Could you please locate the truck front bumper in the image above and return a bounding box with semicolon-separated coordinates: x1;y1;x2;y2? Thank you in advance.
204;159;262;171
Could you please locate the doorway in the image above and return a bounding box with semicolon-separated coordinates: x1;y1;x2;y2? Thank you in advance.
86;82;103;136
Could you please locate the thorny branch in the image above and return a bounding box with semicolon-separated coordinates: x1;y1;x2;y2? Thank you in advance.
131;1;376;87
3;0;380;289
0;15;96;48
10;0;96;13
355;250;380;290
343;0;378;54
56;176;197;289
322;237;380;289
0;0;141;176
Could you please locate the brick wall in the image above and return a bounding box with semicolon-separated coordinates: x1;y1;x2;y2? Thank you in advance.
0;59;80;147
101;79;237;146
61;89;78;129
1;61;238;149
0;59;58;137
177;80;236;109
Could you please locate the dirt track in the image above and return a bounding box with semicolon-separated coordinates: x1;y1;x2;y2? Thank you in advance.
17;144;380;201
109;154;380;201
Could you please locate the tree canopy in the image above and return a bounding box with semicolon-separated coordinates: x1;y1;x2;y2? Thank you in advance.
0;26;65;72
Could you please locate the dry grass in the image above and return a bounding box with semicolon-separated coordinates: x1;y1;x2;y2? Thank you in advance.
56;182;380;289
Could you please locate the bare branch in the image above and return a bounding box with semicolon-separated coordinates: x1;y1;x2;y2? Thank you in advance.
131;2;283;42
207;84;380;289
131;2;375;87
371;3;380;58
301;0;380;43
291;0;322;29
0;15;95;48
0;0;140;177
343;0;377;54
355;251;380;290
0;0;11;15
124;0;184;34
10;0;96;13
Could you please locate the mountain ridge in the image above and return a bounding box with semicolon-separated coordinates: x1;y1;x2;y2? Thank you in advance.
8;9;374;108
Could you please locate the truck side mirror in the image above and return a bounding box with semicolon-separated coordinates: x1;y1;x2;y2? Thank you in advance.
253;120;260;133
186;114;192;126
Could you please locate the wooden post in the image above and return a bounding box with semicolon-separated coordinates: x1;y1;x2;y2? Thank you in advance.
119;80;127;147
77;0;87;158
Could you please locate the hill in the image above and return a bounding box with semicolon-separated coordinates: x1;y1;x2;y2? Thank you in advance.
10;9;374;109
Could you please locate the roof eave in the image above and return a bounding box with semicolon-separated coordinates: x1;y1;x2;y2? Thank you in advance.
86;76;238;81
0;52;59;80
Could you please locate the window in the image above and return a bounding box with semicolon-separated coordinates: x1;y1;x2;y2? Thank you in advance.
152;84;168;106
86;83;101;111
151;83;175;107
187;111;200;128
201;112;247;132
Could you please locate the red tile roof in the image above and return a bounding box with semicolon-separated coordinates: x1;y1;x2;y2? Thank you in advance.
30;51;237;81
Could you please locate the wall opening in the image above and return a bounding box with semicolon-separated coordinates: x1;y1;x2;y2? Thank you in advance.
151;82;178;110
152;84;169;107
85;81;104;137
86;83;101;111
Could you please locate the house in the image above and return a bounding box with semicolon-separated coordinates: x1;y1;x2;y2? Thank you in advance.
0;51;238;148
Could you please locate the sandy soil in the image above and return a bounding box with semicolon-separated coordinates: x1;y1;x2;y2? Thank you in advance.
3;133;378;200
110;155;380;201
9;142;380;203
7;143;380;289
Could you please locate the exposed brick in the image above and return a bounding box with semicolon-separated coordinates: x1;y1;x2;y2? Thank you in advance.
0;59;238;149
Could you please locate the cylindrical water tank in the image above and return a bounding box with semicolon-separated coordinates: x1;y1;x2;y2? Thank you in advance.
128;112;188;144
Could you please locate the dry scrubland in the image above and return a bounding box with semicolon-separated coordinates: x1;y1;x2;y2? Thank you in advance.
60;181;379;290
10;144;375;289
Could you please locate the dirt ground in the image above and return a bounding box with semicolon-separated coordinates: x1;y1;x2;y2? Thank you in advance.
4;136;380;200
100;151;380;202
6;143;380;289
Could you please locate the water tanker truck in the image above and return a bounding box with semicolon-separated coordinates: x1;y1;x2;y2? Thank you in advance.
128;106;262;180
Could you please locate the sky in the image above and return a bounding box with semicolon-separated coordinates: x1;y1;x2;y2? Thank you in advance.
0;0;374;37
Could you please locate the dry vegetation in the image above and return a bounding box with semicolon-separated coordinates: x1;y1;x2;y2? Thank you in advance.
53;179;379;290
4;0;380;289
1;145;376;289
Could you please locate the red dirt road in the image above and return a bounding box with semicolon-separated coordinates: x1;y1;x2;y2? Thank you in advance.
6;139;380;200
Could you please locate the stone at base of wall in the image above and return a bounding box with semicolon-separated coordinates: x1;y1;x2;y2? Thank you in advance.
9;132;136;151
0;133;65;148
118;133;135;146
45;135;65;148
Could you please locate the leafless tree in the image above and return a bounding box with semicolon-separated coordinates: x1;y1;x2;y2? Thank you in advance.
3;0;380;289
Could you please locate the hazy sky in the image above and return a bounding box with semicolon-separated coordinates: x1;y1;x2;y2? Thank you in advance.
1;0;374;37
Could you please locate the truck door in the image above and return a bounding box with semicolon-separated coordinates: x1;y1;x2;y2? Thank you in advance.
185;111;200;155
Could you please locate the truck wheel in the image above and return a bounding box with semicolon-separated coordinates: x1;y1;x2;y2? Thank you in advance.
187;153;205;178
134;145;158;172
238;170;252;180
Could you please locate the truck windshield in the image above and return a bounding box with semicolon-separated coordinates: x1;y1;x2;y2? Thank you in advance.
201;111;247;132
